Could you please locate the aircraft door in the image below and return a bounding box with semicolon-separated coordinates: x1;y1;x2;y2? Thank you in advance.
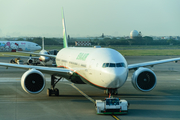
89;59;95;75
100;63;110;84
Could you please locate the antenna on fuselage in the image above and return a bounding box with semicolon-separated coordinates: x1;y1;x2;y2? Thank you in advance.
62;8;68;48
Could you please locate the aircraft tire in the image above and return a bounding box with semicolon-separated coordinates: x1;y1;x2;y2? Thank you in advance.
55;88;59;96
10;59;15;63
114;90;118;95
104;90;108;95
47;88;52;96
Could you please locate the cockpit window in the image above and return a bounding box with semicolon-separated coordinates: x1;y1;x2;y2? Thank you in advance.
36;45;39;46
116;63;125;67
105;63;109;67
102;62;125;68
102;63;106;68
109;63;115;67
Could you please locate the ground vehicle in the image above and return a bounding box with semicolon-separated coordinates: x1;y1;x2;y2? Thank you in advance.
95;97;128;114
10;58;24;65
17;60;24;64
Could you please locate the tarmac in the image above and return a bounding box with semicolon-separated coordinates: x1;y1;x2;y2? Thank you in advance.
0;56;180;120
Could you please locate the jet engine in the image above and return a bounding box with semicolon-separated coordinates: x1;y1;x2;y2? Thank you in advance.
21;69;46;94
27;59;33;64
39;56;50;62
131;67;156;92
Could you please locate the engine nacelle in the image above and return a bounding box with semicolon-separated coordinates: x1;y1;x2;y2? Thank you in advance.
21;69;46;94
131;67;156;92
27;59;33;64
39;56;50;62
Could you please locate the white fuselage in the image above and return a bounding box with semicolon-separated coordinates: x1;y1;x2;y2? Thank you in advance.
0;41;41;52
56;47;128;89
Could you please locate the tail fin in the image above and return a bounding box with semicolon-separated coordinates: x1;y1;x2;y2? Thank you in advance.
62;8;68;48
42;37;44;50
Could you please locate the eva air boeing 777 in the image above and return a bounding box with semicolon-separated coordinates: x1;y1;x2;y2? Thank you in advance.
0;10;180;96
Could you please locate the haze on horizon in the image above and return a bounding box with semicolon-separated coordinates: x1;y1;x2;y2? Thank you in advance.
0;0;180;37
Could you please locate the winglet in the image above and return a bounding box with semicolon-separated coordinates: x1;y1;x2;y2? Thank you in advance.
62;8;68;48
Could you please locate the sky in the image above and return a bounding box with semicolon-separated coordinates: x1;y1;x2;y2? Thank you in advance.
0;0;180;37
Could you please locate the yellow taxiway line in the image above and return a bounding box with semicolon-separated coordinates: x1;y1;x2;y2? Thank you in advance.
70;83;120;120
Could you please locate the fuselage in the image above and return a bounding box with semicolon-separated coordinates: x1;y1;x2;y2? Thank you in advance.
56;47;128;89
0;41;41;52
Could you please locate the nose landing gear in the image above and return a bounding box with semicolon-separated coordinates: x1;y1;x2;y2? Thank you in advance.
104;89;118;95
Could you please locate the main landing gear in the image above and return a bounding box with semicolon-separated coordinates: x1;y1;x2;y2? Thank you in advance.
47;75;62;96
104;89;118;95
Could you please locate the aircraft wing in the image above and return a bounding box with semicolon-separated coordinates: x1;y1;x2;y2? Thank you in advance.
128;57;180;70
0;62;72;78
17;51;56;58
3;54;39;59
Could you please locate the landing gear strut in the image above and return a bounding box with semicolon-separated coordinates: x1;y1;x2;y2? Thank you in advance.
47;75;62;96
104;89;118;95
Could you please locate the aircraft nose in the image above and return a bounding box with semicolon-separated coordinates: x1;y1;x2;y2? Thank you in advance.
103;68;128;88
38;46;42;50
35;46;41;50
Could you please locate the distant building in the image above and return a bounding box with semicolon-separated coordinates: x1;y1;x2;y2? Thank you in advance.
75;41;91;46
130;30;142;39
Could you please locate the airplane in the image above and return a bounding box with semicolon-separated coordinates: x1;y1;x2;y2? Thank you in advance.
38;37;51;65
17;37;57;66
0;9;180;97
0;41;41;52
3;37;55;66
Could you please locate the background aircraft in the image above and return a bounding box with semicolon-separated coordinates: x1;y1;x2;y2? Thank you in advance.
17;37;58;66
0;41;41;52
3;37;57;66
0;10;180;96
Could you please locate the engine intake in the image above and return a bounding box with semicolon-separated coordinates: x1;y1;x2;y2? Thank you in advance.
21;69;46;94
132;67;156;92
27;59;33;64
